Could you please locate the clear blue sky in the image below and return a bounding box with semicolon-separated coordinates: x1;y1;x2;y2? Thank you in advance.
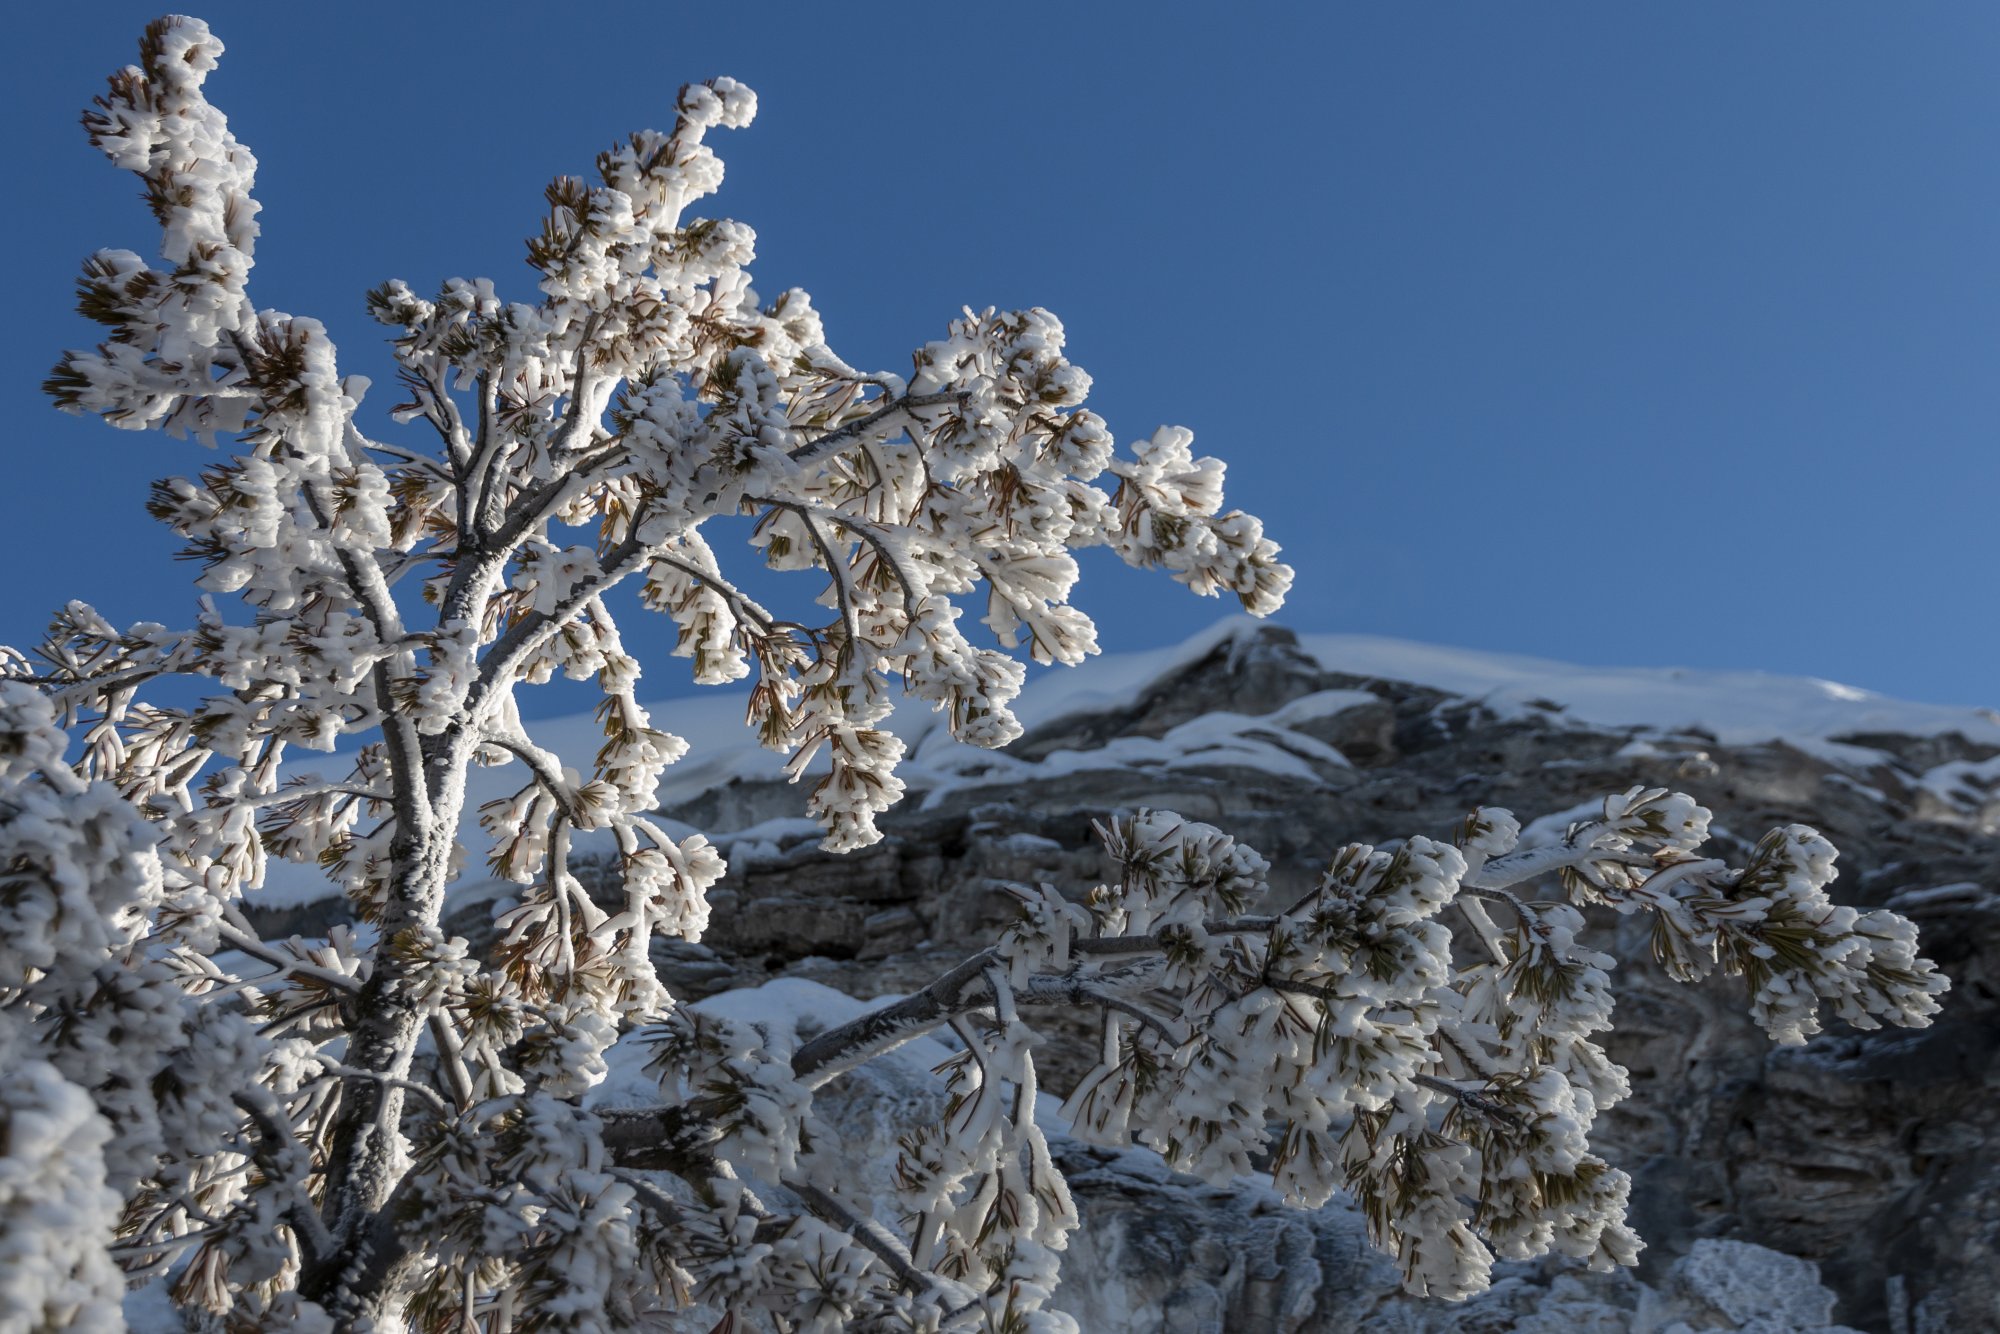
4;3;1996;713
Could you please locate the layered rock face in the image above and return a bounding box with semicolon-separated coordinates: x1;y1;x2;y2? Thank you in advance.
249;623;2000;1331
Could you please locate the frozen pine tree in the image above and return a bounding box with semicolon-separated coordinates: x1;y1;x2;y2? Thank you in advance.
0;16;1947;1333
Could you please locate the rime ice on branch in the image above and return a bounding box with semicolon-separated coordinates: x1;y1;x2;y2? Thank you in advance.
0;15;1942;1333
13;13;1288;1328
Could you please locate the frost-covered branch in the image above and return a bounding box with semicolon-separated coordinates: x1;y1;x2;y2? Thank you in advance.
790;948;1004;1087
4;14;1942;1333
578;796;1946;1318
784;389;965;465
16;17;1291;1320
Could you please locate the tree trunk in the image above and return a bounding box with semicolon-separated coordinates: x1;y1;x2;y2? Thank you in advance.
307;726;478;1320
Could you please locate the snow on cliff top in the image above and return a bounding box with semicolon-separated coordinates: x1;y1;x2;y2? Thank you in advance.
607;615;2000;811
253;617;1998;904
965;615;2000;751
1294;628;2000;752
671;615;2000;811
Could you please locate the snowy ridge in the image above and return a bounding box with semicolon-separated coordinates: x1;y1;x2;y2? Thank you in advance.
257;617;2000;904
559;615;2000;800
1297;630;2000;761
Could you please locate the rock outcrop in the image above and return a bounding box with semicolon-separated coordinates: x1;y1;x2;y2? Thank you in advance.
248;622;2000;1331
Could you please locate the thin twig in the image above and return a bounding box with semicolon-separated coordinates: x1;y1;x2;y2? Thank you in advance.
785;391;964;465
1412;1073;1527;1130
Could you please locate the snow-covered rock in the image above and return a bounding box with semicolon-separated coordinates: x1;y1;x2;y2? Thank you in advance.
247;619;2000;1330
1645;1239;1854;1333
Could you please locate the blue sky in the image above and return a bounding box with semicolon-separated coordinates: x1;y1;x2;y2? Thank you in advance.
3;3;1996;713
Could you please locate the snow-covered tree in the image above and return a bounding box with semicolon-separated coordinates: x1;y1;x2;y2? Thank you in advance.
0;17;1945;1332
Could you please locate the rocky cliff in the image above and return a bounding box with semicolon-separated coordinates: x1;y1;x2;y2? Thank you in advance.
250;621;2000;1332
